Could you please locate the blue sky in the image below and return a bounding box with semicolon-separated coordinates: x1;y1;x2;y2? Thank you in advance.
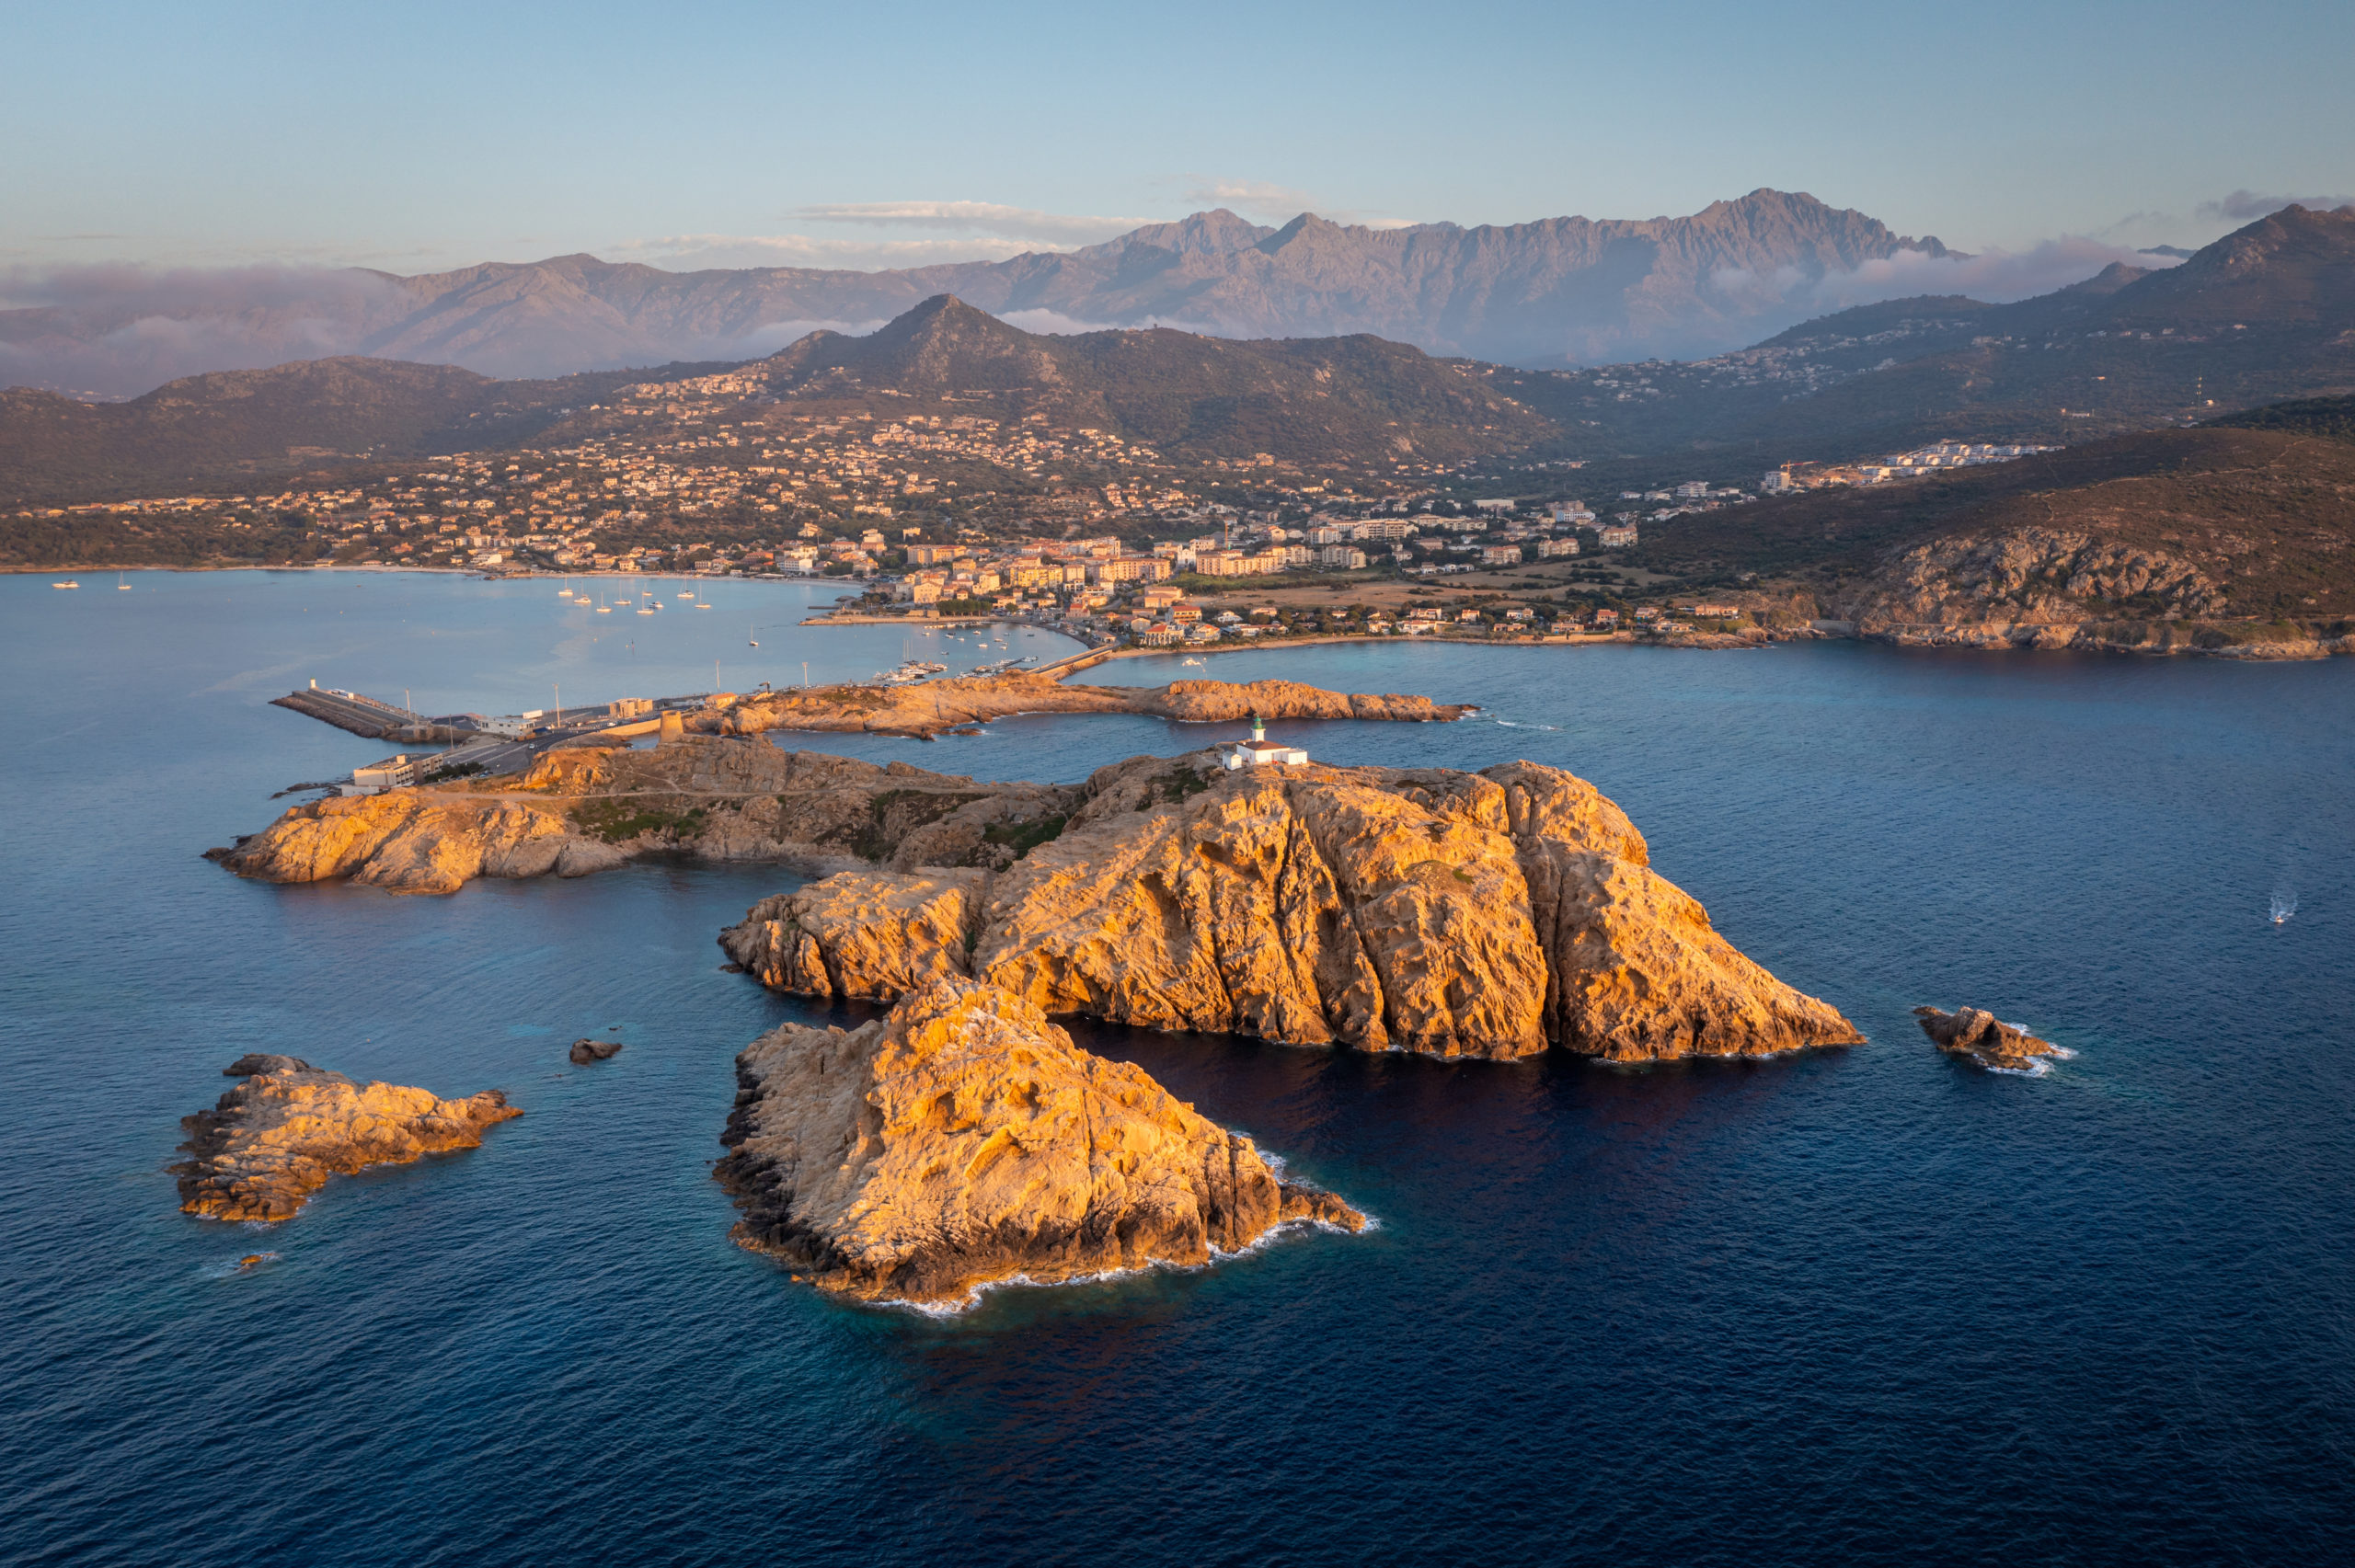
4;0;2349;275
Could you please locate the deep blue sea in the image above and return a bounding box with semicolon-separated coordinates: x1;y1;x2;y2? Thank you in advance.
4;570;2350;1566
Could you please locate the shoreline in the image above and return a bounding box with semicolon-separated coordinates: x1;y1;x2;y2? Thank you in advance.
23;566;2349;662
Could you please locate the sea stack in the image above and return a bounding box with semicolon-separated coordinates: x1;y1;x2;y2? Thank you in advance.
175;1058;521;1220
1914;1006;2062;1071
716;976;1364;1307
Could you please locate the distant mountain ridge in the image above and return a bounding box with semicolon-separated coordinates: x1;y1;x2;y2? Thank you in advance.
1501;203;2355;460
2;190;1952;393
8;205;2349;504
0;298;1547;504
753;294;1552;458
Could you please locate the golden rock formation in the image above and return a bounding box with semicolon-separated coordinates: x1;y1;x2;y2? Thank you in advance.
175;1057;520;1221
717;976;1363;1306
722;756;1862;1063
722;869;984;1001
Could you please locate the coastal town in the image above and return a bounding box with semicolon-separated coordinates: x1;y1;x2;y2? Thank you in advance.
11;361;2079;648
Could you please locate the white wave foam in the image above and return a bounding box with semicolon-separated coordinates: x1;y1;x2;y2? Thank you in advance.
868;1209;1373;1317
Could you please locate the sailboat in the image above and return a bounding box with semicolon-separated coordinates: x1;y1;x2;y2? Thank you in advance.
52;579;78;589
595;594;612;613
748;623;760;647
117;573;131;590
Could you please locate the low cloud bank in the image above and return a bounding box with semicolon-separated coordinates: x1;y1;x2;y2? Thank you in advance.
2197;190;2353;222
1711;235;2184;320
0;263;402;397
612;231;1048;272
786;201;1150;246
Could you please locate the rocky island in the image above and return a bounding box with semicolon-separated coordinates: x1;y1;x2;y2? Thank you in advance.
721;751;1860;1063
706;673;1471;741
717;976;1363;1307
1914;1006;2063;1072
212;724;1859;1061
210;676;1472;895
175;1055;521;1221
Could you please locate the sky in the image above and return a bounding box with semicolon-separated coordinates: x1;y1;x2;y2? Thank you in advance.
3;0;2349;281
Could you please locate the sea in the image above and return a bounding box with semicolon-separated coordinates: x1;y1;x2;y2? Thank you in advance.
3;569;2350;1566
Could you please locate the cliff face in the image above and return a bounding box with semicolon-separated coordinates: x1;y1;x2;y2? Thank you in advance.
175;1058;520;1220
716;976;1363;1307
721;754;1860;1063
723;870;984;1001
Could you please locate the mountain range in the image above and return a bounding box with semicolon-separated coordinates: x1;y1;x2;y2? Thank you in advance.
1498;203;2355;462
6;204;2349;506
3;190;1956;394
0;299;1547;503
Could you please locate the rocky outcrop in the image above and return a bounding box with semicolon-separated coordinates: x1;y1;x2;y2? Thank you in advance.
715;976;1363;1307
720;869;984;1001
210;744;1072;894
1840;528;2229;649
1914;1006;2062;1071
175;1059;520;1220
722;754;1861;1063
714;673;1472;740
569;1037;623;1064
217;674;1466;893
205;790;592;894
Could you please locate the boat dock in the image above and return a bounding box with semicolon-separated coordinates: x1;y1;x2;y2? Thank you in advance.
270;682;726;790
272;685;438;740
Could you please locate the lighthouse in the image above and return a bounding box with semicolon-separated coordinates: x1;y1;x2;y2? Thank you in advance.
1221;713;1310;770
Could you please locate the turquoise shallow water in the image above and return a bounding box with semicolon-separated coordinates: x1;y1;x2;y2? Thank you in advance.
3;572;2351;1565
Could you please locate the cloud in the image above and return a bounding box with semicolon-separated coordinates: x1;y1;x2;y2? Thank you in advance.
2196;189;2355;222
608;231;1048;271
1752;235;2188;313
0;263;405;396
1181;177;1320;221
736;316;892;354
786;201;1153;246
1178;177;1420;231
996;308;1123;336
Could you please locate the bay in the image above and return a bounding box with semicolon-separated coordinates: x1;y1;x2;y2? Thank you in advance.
2;570;2349;1566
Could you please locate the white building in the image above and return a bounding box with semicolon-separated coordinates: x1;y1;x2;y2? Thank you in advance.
1220;715;1309;770
351;754;419;795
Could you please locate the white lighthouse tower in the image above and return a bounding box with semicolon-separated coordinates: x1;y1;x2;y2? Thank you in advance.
1221;713;1310;770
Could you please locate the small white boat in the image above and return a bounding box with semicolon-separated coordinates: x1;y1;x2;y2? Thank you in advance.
677;591;695;600
52;579;79;589
749;624;760;647
636;606;655;615
695;601;713;610
117;573;131;590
